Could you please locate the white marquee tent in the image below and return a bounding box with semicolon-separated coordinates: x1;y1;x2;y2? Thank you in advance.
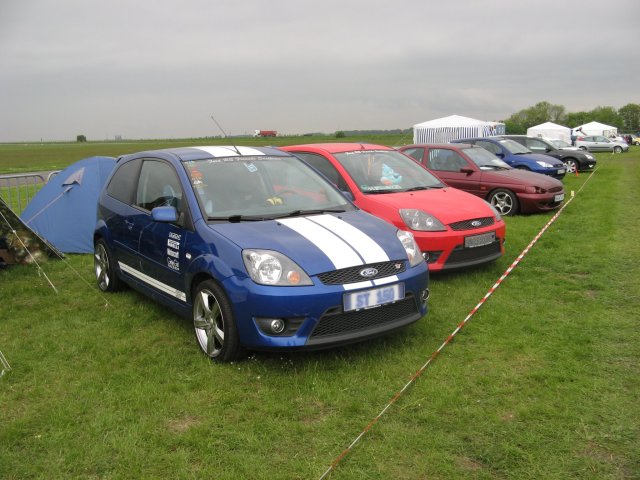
413;115;505;144
527;122;571;143
572;121;617;138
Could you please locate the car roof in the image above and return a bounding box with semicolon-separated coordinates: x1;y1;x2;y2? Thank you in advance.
282;143;393;153
403;143;475;149
453;137;492;142
117;145;291;163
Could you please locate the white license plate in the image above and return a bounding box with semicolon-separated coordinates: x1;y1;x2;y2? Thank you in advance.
554;193;565;202
464;232;495;248
343;284;404;312
557;168;566;175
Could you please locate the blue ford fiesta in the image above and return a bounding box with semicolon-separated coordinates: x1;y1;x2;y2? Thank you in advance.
94;146;429;361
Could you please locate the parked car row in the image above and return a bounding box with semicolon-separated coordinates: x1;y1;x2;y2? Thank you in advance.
400;143;564;216
499;135;596;174
94;134;596;361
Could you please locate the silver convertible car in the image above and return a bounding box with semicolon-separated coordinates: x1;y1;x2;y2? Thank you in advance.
575;136;629;153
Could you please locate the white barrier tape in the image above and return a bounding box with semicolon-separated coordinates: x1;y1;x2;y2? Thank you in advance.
319;169;599;479
0;350;11;377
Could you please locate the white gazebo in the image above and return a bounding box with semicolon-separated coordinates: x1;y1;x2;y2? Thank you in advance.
573;121;617;138
413;115;505;144
527;122;572;143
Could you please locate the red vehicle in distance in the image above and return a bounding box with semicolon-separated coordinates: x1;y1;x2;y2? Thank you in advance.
253;130;278;137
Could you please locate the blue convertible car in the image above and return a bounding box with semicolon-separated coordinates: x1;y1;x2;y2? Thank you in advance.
94;146;429;361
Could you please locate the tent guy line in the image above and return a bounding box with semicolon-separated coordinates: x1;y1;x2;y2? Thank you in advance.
0;208;58;293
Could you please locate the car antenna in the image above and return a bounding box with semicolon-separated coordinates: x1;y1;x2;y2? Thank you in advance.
210;114;242;156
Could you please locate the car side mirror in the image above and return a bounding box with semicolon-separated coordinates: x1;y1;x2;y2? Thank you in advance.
495;152;504;158
460;168;474;175
151;206;179;223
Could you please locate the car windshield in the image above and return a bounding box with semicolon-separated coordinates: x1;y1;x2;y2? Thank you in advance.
499;139;532;154
183;155;353;220
333;150;444;193
552;139;572;148
463;147;511;170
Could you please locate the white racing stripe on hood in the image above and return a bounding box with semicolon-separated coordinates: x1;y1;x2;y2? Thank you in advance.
278;216;364;269
308;214;390;264
192;146;266;157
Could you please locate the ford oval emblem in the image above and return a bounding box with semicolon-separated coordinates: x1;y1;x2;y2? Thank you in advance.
360;267;378;278
471;220;482;227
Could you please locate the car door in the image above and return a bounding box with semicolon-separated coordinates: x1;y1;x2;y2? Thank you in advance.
424;148;482;195
134;158;190;302
102;157;144;272
592;136;611;151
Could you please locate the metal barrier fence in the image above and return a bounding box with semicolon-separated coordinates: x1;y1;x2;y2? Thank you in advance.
0;172;59;214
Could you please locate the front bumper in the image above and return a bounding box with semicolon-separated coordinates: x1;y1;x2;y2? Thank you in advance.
414;222;506;272
518;192;564;214
223;261;429;350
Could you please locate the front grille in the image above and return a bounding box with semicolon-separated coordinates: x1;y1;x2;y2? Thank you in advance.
445;241;502;267
449;217;494;231
548;186;563;193
309;294;418;338
317;261;405;285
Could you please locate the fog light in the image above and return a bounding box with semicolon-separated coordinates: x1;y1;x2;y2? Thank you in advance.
270;319;286;334
422;251;430;261
421;288;430;303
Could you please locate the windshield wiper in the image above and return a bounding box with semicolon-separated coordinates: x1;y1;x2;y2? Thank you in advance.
273;208;346;219
364;189;395;194
207;215;267;223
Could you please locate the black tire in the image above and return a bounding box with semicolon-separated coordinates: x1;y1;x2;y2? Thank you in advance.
489;189;519;216
564;159;578;174
192;279;245;362
613;146;622;154
94;238;123;292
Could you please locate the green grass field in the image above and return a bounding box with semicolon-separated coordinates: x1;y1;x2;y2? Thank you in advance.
1;140;638;479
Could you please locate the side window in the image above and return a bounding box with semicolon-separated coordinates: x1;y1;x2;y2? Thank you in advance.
526;138;546;152
136;160;184;213
476;141;500;155
106;158;140;204
402;148;424;163
293;152;350;192
428;149;466;172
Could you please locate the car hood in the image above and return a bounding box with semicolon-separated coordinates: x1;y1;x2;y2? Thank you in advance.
208;211;408;276
480;168;564;188
513;152;564;166
363;187;497;223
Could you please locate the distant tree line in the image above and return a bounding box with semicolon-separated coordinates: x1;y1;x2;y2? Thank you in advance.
502;101;640;134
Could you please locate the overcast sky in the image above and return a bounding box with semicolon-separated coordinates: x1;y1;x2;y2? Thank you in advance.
1;0;638;142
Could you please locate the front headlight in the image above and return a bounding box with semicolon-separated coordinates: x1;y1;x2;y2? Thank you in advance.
397;230;424;267
399;209;446;231
243;249;312;286
525;185;546;194
585;154;594;159
536;160;555;168
485;201;502;222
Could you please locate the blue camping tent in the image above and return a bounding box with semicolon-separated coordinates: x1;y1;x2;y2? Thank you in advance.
20;156;116;253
